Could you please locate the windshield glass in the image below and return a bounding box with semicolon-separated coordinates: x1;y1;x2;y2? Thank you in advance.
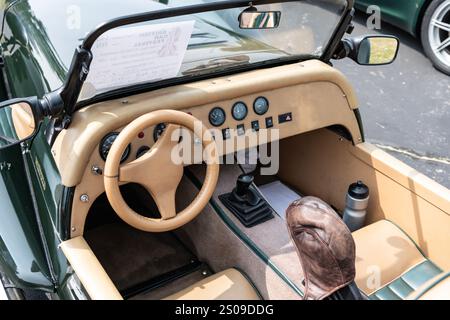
79;0;348;101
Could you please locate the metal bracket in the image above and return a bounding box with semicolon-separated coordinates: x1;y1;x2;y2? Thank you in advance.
54;115;72;132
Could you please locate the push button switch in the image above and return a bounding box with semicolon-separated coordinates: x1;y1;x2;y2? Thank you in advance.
265;117;274;128
251;120;260;132
222;128;231;140
278;112;293;124
237;124;245;136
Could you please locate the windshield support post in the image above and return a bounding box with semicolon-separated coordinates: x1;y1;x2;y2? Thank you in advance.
57;47;93;122
322;8;355;63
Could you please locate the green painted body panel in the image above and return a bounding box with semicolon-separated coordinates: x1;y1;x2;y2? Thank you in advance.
0;0;67;97
0;0;75;291
355;0;430;36
0;135;54;290
27;128;71;287
0;110;70;291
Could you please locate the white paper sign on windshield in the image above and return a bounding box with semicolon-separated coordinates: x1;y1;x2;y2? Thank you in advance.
83;20;195;95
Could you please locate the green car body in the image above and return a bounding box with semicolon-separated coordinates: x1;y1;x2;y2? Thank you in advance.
354;0;431;36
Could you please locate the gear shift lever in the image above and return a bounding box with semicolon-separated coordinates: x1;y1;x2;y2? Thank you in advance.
236;174;254;196
219;173;273;227
231;174;259;207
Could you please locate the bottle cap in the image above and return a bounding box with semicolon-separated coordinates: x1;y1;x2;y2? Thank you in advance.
348;181;369;200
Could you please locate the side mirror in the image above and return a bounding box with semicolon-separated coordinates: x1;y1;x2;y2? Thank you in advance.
0;98;41;150
337;35;400;65
238;9;281;29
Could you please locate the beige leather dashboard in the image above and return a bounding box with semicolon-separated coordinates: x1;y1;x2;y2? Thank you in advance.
51;59;362;238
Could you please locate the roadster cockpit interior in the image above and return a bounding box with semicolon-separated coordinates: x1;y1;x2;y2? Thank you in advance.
0;0;449;301
51;59;450;300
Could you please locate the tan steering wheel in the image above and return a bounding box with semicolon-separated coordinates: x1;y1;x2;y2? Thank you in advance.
104;110;219;232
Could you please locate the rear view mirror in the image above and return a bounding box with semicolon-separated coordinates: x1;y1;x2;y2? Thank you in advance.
0;99;39;149
357;36;399;65
239;10;281;29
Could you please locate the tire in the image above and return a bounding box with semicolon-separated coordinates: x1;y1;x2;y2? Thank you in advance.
420;0;450;75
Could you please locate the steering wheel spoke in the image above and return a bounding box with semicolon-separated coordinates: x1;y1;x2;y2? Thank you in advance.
152;188;178;220
119;124;184;219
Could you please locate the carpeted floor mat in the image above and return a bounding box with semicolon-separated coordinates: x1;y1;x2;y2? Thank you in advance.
84;222;196;292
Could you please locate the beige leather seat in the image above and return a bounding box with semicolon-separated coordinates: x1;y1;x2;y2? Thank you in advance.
353;220;449;300
164;268;261;300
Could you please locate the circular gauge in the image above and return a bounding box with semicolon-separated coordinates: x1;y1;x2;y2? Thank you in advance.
99;132;131;163
253;97;269;115
136;146;150;159
232;102;248;121
153;123;167;142
209;107;226;127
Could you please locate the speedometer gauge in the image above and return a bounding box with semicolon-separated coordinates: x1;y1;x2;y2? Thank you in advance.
232;102;248;121
99;132;131;163
253;97;269;115
209;107;226;127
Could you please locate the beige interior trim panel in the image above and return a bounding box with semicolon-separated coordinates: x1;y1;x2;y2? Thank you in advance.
52;59;359;188
60;237;123;300
278;130;450;270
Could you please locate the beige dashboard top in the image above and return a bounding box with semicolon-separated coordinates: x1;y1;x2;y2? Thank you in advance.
52;60;359;187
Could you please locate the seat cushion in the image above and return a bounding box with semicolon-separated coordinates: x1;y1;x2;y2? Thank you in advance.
369;260;442;300
353;220;443;299
407;273;450;300
164;268;261;300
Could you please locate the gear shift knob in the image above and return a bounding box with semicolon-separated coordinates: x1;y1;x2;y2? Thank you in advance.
236;174;254;197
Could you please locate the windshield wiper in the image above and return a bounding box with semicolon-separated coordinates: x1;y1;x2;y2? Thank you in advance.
182;55;250;75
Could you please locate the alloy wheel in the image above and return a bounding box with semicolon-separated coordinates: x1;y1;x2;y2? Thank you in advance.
428;0;450;67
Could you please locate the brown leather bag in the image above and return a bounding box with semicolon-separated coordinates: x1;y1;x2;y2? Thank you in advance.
286;196;356;300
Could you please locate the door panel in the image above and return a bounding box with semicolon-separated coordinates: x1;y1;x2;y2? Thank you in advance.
0;142;54;290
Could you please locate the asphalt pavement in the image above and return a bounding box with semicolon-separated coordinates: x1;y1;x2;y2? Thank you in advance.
334;11;450;189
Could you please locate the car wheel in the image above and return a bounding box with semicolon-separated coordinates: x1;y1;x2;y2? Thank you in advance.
421;0;450;75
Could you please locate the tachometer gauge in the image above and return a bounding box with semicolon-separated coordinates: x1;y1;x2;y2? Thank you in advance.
99;132;131;163
253;97;269;115
209;107;226;127
232;102;248;121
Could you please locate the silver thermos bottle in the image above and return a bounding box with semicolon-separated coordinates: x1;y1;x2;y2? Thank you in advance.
343;181;370;232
